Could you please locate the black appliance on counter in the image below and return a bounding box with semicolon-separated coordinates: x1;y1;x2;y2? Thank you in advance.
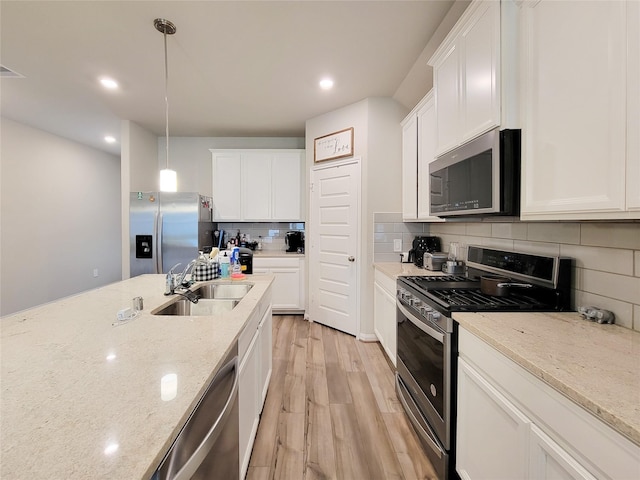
285;231;304;253
408;236;441;267
396;246;572;480
238;247;253;274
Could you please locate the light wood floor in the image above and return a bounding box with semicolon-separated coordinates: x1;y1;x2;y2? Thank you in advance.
247;315;438;480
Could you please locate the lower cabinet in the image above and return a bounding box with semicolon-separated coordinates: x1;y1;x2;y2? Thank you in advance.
238;290;272;479
457;327;640;480
373;268;397;366
253;257;304;313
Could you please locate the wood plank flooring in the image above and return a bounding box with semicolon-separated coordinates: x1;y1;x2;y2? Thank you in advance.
247;315;438;480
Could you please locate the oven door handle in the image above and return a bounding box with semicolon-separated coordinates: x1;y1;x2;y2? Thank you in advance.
397;302;445;343
396;375;444;460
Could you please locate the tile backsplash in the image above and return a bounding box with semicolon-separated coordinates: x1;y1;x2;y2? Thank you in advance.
218;222;304;252
373;213;640;331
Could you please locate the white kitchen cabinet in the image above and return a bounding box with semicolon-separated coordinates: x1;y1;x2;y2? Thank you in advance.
211;151;242;221
457;327;640;480
429;0;515;156
238;327;259;480
257;305;272;411
373;268;397;366
211;149;305;221
401;90;444;222
519;0;640;220
238;288;272;479
401;112;418;220
253;256;304;313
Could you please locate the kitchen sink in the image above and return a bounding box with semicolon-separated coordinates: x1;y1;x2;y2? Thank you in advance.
152;298;238;316
191;282;253;299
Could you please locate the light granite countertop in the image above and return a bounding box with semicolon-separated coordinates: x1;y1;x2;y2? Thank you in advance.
454;311;640;447
0;273;274;479
251;250;304;258
373;261;446;278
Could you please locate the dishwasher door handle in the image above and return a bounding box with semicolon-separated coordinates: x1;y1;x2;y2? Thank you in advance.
171;356;239;480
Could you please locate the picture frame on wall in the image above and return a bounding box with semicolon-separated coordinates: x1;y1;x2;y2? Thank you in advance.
314;127;354;163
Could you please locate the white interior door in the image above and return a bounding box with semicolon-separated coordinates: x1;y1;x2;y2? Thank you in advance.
309;160;360;336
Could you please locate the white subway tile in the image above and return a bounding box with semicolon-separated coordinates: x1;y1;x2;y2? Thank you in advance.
574;290;633;329
374;223;396;233
466;222;492;237
527;222;581;245
560;244;634;276
634;305;640;332
635;251;640;277
492;222;528;240
483;238;516;250
581;269;640;304
581;223;640;249
429;222;467;235
512;240;561;256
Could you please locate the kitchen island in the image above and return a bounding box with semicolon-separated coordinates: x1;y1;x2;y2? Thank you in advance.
0;274;274;479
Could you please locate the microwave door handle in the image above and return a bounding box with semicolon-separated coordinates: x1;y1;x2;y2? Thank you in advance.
397;302;445;343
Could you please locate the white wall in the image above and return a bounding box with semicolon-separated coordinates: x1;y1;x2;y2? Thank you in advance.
305;98;407;338
158;136;304;195
1;118;121;316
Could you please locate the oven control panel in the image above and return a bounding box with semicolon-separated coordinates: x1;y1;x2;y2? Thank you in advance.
398;287;446;328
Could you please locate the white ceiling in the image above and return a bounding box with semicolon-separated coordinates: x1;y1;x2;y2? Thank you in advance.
1;1;460;156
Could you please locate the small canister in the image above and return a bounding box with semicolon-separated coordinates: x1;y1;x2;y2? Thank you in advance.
132;296;143;311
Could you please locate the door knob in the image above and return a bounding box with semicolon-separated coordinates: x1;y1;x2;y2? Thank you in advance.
348;256;355;262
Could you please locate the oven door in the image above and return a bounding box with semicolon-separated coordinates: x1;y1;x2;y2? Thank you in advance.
396;300;452;449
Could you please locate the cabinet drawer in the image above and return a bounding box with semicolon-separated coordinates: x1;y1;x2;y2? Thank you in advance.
253;257;300;269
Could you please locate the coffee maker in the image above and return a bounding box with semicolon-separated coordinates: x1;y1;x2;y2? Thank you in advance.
285;231;304;253
408;236;441;267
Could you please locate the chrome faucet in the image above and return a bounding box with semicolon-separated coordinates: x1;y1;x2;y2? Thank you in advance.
175;257;209;289
165;263;181;295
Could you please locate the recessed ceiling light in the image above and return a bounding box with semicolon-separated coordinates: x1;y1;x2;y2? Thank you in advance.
104;135;116;144
319;78;334;90
100;77;119;90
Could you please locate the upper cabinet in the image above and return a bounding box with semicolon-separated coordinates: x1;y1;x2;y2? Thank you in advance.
401;90;444;222
429;0;518;156
211;149;305;221
519;0;640;220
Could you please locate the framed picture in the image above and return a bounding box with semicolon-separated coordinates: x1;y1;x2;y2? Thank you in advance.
314;127;354;163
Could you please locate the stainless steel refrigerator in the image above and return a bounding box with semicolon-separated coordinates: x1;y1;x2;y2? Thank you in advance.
130;192;216;277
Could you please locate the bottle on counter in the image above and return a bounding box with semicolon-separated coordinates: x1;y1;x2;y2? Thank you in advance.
220;252;230;278
257;236;263;251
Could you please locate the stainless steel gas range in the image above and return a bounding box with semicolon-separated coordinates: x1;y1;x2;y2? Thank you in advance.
395;246;572;480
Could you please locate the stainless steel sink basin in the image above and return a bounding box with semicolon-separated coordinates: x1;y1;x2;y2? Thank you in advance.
152;298;238;316
191;283;253;299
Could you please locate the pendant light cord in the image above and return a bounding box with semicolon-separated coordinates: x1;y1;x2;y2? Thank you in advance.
163;30;170;170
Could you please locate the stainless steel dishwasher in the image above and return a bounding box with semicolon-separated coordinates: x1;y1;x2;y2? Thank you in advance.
153;344;239;480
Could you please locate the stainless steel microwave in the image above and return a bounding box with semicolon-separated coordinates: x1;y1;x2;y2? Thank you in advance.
429;128;521;217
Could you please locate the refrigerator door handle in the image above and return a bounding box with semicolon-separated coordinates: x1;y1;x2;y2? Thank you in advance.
156;212;163;274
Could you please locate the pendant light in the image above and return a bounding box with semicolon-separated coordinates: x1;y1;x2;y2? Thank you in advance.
155;18;177;192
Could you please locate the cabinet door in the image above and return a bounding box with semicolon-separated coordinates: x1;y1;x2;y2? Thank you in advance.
520;0;627;218
270;267;301;310
239;330;259;480
373;281;397;366
212;152;242;220
257;307;273;412
529;425;598;480
456;358;530;480
242;152;272;220
627;1;640;211
434;42;461;155
401;114;418;221
461;0;500;141
416;94;444;222
272;152;303;221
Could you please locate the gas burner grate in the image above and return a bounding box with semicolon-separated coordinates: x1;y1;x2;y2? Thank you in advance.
406;275;468;282
427;289;549;311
